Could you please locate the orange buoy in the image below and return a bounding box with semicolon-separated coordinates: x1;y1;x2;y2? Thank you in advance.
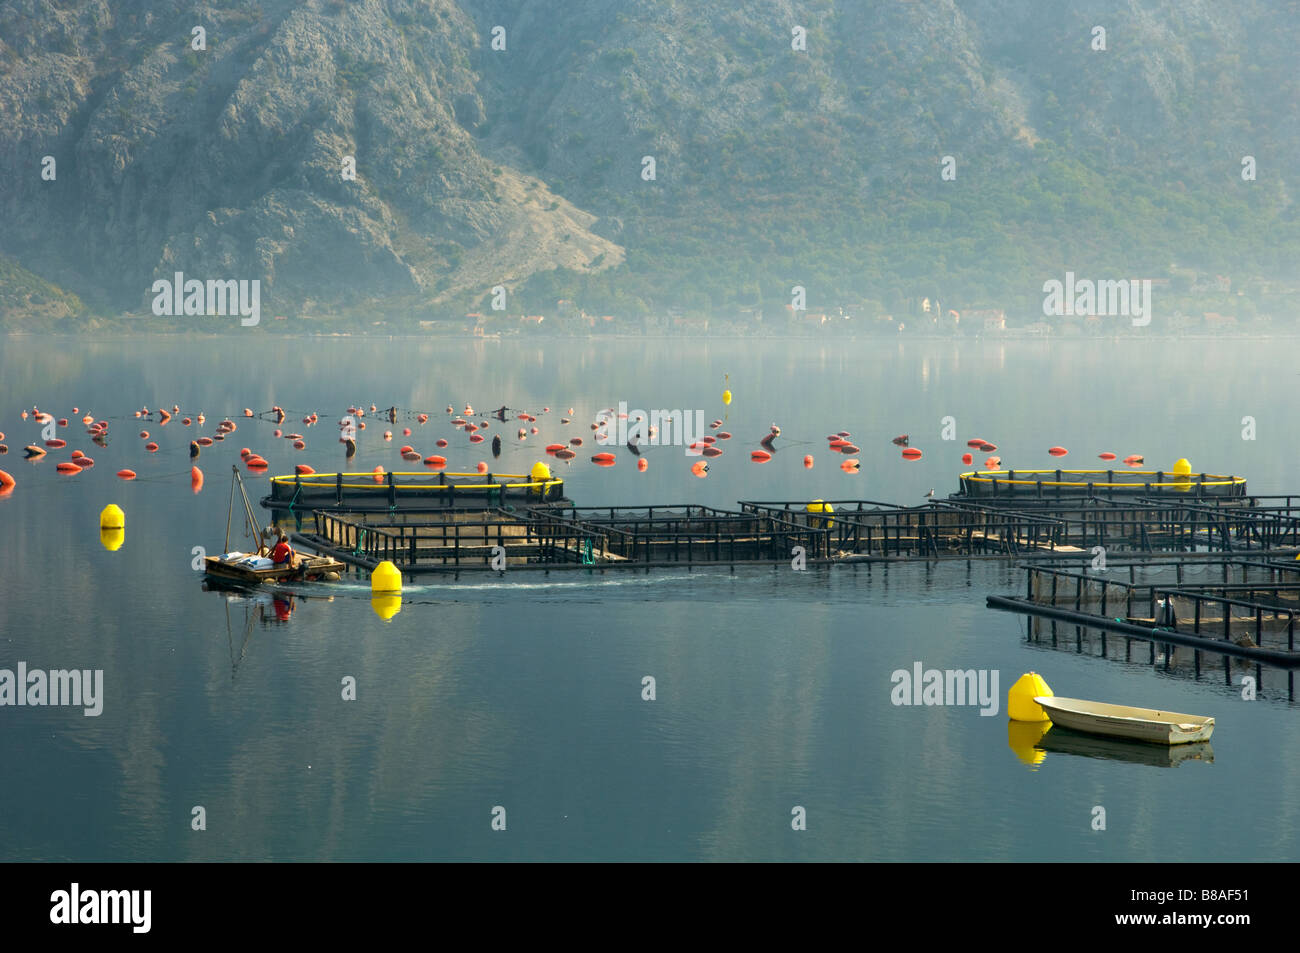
1124;454;1144;466
293;440;305;450
56;461;82;474
116;469;136;480
1048;446;1068;457
243;409;253;417
246;455;268;468
637;458;648;472
383;431;392;440
399;445;413;454
295;464;315;475
75;456;94;467
403;428;412;436
592;452;616;466
829;440;849;450
373;466;385;483
25;445;46;458
417;414;428;424
750;450;772;463
985;456;1001;468
691;460;709;478
717;432;731;440
966;438;986;448
1099;452;1117;461
803;455;814;469
546;443;565;454
436;439;447;448
71;449;84;459
476;461;489;474
425;455;447;468
197;437;213;446
158;410;171;424
962;453;973;465
46;438;67;449
902;448;922;461
140;430;151;439
470;434;484;443
840;458;861;472
57;418;67;427
0;470;14;488
191;466;204;492
570;437;583;447
182;417;192;426
145;442;158;452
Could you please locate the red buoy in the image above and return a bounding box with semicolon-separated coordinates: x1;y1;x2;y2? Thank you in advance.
46;438;67;449
116;469;136;480
750;450;772;463
295;464;315;475
592;452;617;466
56;461;82;474
803;455;814;469
966;438;986;448
961;453;973;465
1048;446;1068;457
436;439;448;448
145;442;158;452
637;458;648;472
902;448;922;460
293;440;306;450
1098;452;1117;461
197;437;213;446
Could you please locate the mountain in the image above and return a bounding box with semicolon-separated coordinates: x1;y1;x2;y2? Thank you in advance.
1;0;1297;326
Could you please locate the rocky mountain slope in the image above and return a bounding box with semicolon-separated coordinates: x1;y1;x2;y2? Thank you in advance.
1;0;1296;323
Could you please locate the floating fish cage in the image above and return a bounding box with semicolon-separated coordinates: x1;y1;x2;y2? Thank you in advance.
987;557;1300;665
1018;618;1296;702
942;496;1300;553
958;468;1247;500
298;507;606;570
738;499;1069;558
525;503;826;565
262;470;566;513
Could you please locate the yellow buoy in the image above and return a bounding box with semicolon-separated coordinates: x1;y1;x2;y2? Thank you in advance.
722;389;732;406
530;461;551;483
1172;458;1192;476
371;560;402;593
1007;671;1053;722
99;503;124;529
1007;720;1050;767
1171;457;1193;493
805;499;835;529
371;593;402;621
100;526;124;552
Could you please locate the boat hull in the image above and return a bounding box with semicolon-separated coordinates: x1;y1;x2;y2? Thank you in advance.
204;554;345;584
1034;695;1214;745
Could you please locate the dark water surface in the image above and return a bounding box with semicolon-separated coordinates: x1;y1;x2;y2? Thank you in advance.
1;333;1298;861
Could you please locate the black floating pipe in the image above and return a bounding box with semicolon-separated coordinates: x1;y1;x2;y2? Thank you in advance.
987;594;1300;666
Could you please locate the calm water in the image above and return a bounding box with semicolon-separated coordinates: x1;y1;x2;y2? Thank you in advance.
1;333;1298;861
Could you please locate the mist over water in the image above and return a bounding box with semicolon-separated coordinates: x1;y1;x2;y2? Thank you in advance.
1;333;1298;861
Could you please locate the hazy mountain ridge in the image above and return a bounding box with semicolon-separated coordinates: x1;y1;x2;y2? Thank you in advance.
1;0;1296;325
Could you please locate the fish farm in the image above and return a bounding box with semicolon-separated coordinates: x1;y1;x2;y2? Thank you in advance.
274;465;1300;574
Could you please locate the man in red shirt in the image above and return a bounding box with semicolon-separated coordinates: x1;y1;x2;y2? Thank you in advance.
270;530;295;568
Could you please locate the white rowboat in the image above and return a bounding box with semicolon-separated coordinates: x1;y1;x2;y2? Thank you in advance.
1034;696;1214;745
